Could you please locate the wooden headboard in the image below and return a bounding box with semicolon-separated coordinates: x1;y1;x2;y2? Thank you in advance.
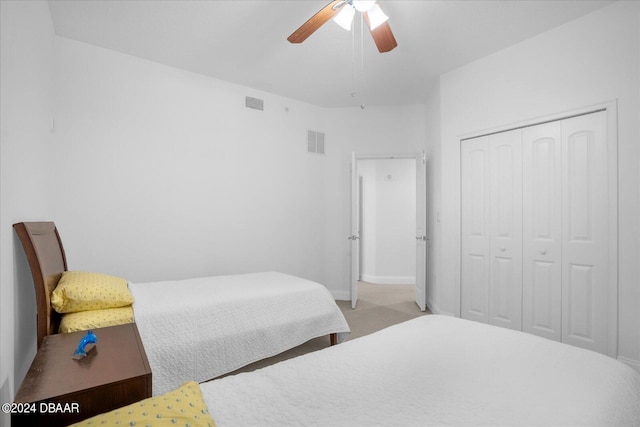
13;222;68;349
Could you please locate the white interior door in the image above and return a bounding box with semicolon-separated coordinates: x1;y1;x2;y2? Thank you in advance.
561;111;609;354
350;152;360;309
522;121;562;341
415;151;427;311
488;130;523;330
460;137;490;323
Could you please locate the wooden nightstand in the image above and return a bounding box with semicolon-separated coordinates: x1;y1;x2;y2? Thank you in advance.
12;323;152;427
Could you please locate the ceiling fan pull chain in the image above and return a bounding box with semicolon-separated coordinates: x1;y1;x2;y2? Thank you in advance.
360;12;365;76
351;14;356;97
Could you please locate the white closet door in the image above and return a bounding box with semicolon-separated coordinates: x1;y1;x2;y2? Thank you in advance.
488;130;522;330
561;111;609;354
461;136;490;323
522;122;562;341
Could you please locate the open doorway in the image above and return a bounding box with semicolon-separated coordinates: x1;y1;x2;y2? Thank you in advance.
357;158;416;299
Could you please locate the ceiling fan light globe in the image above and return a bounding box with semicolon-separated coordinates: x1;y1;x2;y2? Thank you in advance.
333;3;356;30
353;0;376;12
367;4;389;30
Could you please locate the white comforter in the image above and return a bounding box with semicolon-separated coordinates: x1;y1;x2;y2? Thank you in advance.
129;271;350;395
200;315;640;426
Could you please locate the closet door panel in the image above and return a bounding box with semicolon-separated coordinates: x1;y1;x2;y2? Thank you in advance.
488;130;522;330
522;122;562;341
561;111;608;354
461;137;490;323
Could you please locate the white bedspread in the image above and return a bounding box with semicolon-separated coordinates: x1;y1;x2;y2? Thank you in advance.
200;315;640;426
128;271;350;396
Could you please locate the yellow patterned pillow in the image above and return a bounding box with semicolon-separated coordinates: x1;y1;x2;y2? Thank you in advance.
58;306;134;333
51;271;133;313
70;381;216;427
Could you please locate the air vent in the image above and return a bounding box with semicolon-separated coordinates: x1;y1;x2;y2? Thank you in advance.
307;130;325;155
316;132;325;154
307;131;316;152
245;96;264;111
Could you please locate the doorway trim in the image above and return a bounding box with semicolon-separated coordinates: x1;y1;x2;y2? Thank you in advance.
351;152;427;309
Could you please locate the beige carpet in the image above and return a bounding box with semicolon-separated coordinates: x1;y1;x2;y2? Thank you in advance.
221;281;431;377
336;281;432;340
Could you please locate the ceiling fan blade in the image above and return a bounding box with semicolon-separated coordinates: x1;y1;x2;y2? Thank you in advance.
364;13;398;53
288;1;344;44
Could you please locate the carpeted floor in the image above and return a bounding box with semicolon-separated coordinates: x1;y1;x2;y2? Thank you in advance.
336;281;432;341
222;281;431;377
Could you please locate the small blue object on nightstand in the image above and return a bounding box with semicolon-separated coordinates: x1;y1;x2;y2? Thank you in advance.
72;330;98;360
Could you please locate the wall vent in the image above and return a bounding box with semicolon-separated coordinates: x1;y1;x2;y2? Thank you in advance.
316;132;325;154
245;96;264;111
307;130;325;154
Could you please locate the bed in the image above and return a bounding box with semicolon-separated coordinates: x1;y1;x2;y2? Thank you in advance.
73;314;640;426
199;314;640;426
13;221;350;395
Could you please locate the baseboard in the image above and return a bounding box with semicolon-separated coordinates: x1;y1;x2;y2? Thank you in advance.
360;274;416;285
427;299;457;317
331;289;350;301
618;356;640;373
426;298;440;314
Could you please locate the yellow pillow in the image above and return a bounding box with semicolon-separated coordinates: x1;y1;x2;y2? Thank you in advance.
58;306;134;333
70;381;216;427
51;271;133;313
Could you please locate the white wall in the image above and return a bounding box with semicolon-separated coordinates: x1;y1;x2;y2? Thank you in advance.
0;1;55;424
359;158;416;284
52;36;331;286
50;37;428;303
430;0;640;369
52;35;430;296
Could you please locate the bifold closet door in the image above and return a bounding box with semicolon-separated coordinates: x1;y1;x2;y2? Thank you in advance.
561;111;609;354
488;130;522;330
461;110;611;354
522;122;562;342
460;137;490;323
523;111;610;353
461;130;522;328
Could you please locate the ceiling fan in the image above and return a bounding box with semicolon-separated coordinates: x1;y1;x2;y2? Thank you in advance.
287;0;397;53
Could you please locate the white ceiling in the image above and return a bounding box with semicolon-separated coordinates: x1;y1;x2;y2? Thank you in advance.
47;0;614;108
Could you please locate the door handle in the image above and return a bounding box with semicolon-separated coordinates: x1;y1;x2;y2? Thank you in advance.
348;235;360;241
415;235;427;241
